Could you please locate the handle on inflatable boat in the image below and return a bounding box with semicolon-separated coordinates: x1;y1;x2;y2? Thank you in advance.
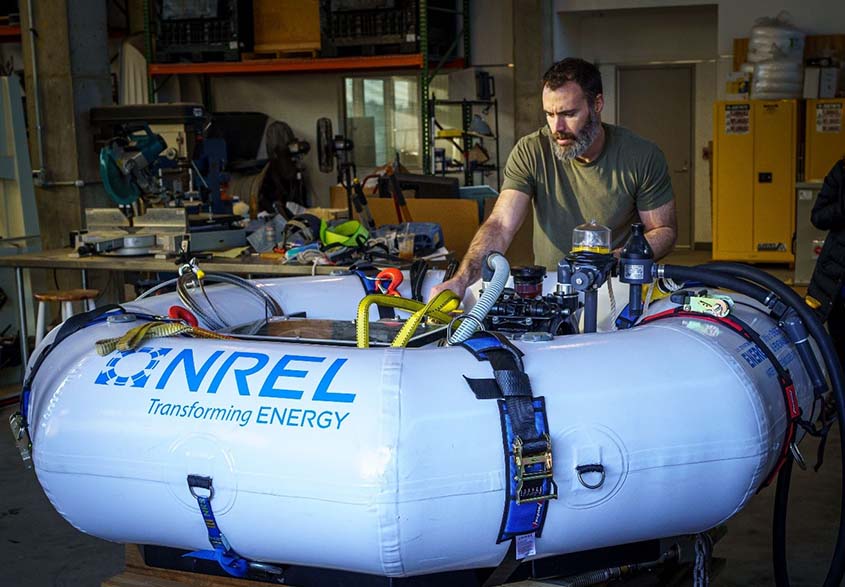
575;464;606;490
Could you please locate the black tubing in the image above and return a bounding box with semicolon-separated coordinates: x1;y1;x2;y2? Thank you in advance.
774;456;794;587
657;265;773;304
583;289;598;333
697;262;845;587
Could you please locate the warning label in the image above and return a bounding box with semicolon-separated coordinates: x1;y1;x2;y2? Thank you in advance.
725;104;750;135
816;103;843;134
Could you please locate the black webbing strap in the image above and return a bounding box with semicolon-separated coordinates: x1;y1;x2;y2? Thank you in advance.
461;333;546;454
410;258;430;302
482;541;521;587
20;304;124;422
460;332;557;587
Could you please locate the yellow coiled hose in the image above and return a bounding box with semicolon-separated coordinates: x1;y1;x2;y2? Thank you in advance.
356;290;461;348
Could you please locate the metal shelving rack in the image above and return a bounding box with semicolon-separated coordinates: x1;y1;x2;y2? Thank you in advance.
142;0;472;172
420;0;470;175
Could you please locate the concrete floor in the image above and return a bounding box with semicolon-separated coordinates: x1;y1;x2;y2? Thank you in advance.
0;250;842;586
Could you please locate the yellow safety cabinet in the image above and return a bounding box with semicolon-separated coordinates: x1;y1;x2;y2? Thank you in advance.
713;100;796;263
805;98;845;182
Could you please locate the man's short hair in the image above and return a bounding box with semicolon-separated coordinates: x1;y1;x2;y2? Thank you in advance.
542;58;603;105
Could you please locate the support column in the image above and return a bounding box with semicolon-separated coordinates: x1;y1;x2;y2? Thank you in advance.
513;0;554;140
20;0;112;251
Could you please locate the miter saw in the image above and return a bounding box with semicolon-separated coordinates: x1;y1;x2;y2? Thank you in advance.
91;103;230;213
85;104;246;257
99;123;175;206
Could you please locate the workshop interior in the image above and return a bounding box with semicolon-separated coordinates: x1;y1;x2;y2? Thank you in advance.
1;1;845;587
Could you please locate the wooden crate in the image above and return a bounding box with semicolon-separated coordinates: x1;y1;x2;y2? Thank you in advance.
253;0;321;54
102;544;271;587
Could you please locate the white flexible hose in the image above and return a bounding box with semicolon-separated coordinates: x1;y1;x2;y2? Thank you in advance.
135;278;179;300
606;279;617;328
641;281;656;323
448;253;510;344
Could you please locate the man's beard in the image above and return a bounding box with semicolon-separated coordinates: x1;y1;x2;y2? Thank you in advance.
551;112;601;161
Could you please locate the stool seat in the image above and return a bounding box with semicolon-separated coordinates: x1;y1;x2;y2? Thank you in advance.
33;289;99;347
34;289;99;303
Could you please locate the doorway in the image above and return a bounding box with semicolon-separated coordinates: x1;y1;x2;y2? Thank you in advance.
617;65;694;248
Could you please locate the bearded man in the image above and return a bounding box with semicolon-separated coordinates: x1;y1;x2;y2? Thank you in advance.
433;58;677;299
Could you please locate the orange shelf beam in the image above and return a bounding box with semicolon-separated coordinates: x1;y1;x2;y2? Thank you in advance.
149;53;429;76
0;25;21;41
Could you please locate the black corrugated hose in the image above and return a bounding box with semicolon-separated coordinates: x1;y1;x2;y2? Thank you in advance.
657;262;845;587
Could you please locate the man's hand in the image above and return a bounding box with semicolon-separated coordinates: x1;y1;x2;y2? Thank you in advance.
426;189;531;302
429;275;470;301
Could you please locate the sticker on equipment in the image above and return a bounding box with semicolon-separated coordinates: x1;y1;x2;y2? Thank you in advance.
516;534;536;559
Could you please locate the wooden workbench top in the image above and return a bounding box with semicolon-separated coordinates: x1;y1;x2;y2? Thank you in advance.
0;248;345;276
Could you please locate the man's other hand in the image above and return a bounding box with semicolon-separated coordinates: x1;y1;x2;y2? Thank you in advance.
429;275;469;301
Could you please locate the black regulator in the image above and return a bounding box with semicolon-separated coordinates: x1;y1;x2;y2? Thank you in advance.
483;223;654;337
483;248;617;336
616;222;655;328
484;265;580;336
560;250;617;333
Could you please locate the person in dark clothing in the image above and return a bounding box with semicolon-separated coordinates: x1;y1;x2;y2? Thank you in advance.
807;158;845;366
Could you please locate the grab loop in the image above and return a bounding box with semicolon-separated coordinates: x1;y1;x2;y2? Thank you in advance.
575;464;606;490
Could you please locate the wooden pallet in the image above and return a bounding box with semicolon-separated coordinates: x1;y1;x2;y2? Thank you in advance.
102;543;721;586
241;48;319;61
102;545;271;587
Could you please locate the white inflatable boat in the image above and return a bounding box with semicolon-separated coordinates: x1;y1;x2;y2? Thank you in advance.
14;257;837;582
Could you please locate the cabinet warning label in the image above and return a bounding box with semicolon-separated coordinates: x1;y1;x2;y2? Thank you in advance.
816;103;843;134
725;104;750;135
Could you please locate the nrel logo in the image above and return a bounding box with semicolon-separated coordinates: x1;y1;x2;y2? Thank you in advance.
95;346;172;388
94;346;355;404
94;346;357;431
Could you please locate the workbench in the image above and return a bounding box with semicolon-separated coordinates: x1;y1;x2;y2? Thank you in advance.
0;248;345;373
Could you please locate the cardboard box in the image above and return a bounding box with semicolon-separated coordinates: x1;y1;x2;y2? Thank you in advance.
367;198;479;260
328;186;535;262
305;207;348;221
253;0;320;54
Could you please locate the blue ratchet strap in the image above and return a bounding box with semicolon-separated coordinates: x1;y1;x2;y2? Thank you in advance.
184;475;249;578
460;332;557;586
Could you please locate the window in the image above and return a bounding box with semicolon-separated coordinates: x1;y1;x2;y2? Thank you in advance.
343;75;448;171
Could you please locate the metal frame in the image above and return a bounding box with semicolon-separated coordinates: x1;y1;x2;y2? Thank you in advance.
0;76;41;374
421;0;470;175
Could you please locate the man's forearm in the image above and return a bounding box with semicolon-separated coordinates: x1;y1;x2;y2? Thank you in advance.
645;226;676;260
453;218;514;286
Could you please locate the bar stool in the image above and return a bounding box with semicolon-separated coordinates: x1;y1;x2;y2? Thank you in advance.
33;289;99;347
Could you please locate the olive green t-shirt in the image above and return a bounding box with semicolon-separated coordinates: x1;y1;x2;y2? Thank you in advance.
501;123;674;269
